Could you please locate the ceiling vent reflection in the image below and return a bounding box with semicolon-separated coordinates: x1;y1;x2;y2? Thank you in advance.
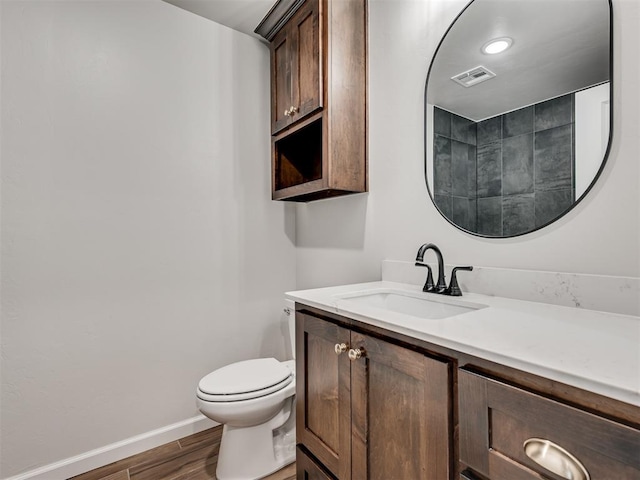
451;66;496;88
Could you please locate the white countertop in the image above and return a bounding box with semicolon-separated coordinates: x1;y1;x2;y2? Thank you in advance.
286;281;640;407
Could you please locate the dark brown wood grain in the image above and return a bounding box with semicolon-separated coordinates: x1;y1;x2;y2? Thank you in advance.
296;446;335;479
296;303;640;480
459;370;490;477
274;118;323;191
306;333;340;451
128;444;217;480
296;312;351;479
270;0;321;136
70;442;184;480
292;0;322;122
462;362;640;429
268;0;367;201
297;307;452;480
350;331;451;480
94;472;130;480
255;0;306;41
297;304;640;428
459;370;640;480
324;0;367;194
460;470;484;480
487;452;547;480
71;426;295;480
272;31;293;134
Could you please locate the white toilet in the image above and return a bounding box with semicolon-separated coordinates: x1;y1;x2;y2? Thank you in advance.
196;301;296;480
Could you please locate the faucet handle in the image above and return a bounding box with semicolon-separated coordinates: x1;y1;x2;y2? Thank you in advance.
445;266;473;296
415;262;436;292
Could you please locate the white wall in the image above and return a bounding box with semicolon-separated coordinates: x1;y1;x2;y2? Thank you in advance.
575;82;611;198
296;0;640;289
0;1;295;477
2;0;639;477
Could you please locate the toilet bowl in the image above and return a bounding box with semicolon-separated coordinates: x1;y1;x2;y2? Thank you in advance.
196;302;296;480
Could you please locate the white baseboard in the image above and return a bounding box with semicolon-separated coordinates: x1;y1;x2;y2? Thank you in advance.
3;415;218;480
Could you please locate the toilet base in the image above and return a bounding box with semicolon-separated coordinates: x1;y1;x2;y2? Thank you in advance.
216;397;296;480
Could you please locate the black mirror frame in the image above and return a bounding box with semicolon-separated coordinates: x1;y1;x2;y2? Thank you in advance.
423;0;614;238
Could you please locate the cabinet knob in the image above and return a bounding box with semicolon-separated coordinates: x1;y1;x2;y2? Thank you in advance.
348;348;364;361
523;438;590;480
334;343;348;355
284;106;298;117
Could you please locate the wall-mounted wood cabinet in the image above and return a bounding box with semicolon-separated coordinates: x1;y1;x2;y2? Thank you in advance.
295;311;452;480
256;0;367;202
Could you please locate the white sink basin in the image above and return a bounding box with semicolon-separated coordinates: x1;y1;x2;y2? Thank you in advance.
336;289;485;320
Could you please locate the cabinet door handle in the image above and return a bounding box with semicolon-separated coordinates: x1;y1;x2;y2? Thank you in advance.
348;348;364;361
284;106;298;117
523;438;590;480
334;343;348;355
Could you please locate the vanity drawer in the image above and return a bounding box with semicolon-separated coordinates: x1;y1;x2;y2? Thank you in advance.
459;370;640;480
461;464;545;480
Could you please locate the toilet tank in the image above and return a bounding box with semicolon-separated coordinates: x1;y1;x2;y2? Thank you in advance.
285;299;296;359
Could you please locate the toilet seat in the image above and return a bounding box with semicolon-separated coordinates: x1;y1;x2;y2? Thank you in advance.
197;358;293;402
197;375;293;402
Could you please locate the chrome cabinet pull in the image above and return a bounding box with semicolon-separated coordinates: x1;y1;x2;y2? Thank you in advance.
523;438;590;480
334;343;348;355
348;348;364;361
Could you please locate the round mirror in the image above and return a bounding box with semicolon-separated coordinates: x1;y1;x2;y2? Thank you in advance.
425;0;612;237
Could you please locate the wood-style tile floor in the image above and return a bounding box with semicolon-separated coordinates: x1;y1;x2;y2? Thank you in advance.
69;426;296;480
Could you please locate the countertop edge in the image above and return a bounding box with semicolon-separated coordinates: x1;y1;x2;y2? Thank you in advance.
286;281;640;408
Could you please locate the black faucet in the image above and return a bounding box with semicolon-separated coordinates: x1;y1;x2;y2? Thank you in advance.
415;243;447;292
415;243;473;296
444;266;474;296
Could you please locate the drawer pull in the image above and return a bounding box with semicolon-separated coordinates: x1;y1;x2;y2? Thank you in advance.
523;438;590;480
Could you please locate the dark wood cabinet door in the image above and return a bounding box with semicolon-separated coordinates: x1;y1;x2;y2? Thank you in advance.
297;446;336;480
270;0;322;135
290;0;322;124
296;312;351;480
459;370;640;480
271;28;293;133
350;331;452;480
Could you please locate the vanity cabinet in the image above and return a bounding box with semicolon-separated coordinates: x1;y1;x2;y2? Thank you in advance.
257;0;367;202
296;311;452;479
293;301;640;480
458;370;640;480
297;446;334;479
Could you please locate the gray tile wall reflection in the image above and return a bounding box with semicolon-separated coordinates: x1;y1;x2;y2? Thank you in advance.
502;134;534;195
433;93;575;236
432;109;477;231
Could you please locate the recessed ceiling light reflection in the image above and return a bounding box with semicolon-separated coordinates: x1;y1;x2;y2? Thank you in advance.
482;37;513;55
